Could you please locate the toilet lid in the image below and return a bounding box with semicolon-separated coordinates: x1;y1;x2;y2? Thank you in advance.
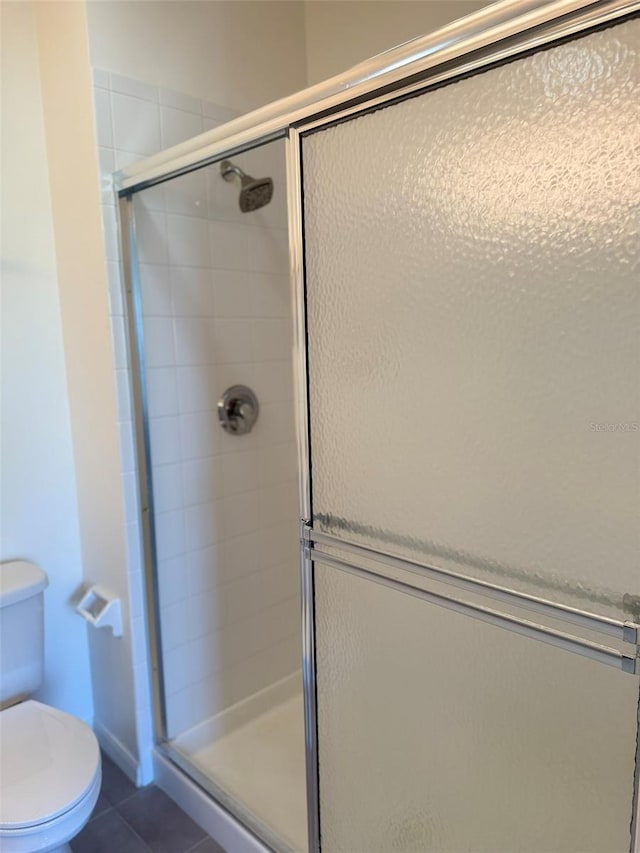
0;700;101;830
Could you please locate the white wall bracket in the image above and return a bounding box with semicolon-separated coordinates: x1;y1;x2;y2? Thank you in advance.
77;585;123;637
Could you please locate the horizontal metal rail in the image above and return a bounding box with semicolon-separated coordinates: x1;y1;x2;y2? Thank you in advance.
116;0;640;195
312;550;638;675
307;527;640;646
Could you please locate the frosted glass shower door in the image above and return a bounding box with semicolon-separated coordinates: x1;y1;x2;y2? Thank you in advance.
301;17;640;853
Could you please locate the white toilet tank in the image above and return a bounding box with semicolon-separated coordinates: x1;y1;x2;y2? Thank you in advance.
0;561;48;708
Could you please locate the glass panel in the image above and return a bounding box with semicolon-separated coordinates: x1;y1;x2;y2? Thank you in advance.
132;139;306;852
302;19;640;620
315;561;639;853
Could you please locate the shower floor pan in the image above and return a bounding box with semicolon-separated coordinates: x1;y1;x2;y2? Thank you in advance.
171;674;307;853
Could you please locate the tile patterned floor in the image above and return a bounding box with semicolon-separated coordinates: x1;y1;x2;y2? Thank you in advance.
71;753;226;853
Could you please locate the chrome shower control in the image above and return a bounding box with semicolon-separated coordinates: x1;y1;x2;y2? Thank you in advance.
217;385;259;436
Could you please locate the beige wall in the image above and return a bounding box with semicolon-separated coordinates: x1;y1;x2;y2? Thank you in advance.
86;0;308;112
1;0;140;768
87;0;492;111
304;0;489;84
35;0;141;766
0;0;94;723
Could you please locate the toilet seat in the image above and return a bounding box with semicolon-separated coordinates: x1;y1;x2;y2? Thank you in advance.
0;700;101;831
0;771;101;853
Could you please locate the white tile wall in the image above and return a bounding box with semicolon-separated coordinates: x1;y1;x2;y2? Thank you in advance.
167;214;210;267
139;264;172;315
112;92;162;155
92;70;301;752
160;87;202;114
161;106;203;150
165;172;208;218
172;267;213;315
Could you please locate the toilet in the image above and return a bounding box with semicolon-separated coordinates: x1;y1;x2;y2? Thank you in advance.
0;561;101;852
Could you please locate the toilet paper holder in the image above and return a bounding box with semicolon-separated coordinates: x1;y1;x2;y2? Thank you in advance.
76;585;123;637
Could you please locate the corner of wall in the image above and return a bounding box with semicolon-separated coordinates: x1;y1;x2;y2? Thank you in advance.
33;0;146;781
0;0;94;725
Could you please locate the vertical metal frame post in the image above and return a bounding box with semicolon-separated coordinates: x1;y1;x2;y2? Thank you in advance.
118;194;168;743
287;126;321;853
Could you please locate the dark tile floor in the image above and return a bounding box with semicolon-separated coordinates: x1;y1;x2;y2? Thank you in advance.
71;753;226;853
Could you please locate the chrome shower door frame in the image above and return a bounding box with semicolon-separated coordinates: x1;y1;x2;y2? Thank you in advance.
116;3;640;852
118;148;306;853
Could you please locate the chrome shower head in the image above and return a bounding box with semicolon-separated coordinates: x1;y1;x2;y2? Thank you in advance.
220;159;274;213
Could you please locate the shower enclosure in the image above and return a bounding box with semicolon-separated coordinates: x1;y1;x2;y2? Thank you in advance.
117;1;640;851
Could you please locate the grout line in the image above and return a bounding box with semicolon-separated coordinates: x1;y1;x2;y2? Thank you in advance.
88;803;114;824
114;808;155;852
112;783;211;853
183;841;213;853
112;785;148;808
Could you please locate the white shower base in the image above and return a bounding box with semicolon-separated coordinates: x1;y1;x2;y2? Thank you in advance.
172;673;308;853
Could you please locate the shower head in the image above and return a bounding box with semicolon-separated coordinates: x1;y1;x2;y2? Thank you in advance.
220;159;274;213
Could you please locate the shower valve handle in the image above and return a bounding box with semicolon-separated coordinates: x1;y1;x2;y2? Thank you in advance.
218;385;259;436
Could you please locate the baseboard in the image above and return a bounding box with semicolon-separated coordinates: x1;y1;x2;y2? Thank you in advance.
154;749;269;853
93;719;142;786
